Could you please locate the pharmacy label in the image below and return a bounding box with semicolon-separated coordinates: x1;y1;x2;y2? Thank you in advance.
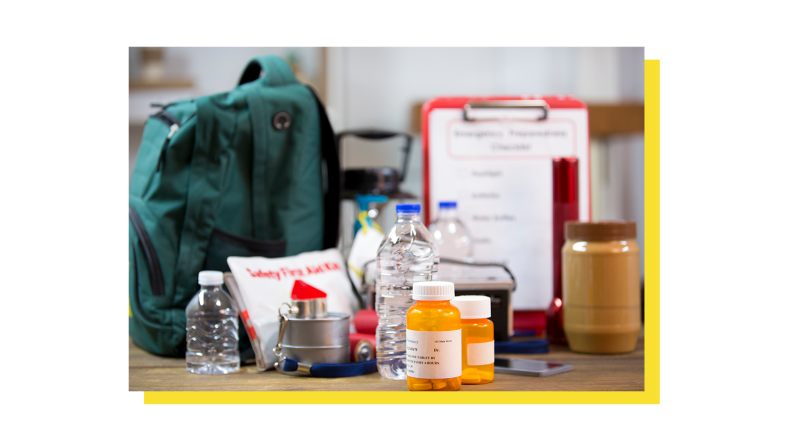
467;341;495;366
406;329;462;379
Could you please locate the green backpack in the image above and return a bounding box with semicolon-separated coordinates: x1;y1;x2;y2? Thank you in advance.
129;55;340;357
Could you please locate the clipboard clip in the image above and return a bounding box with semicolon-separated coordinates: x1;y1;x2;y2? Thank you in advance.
463;100;549;121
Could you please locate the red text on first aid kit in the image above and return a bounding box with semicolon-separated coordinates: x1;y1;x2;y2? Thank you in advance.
246;262;341;280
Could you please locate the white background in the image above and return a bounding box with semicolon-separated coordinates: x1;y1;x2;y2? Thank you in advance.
3;1;790;445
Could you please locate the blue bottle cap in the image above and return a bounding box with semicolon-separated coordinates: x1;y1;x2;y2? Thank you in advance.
395;203;421;214
438;201;457;209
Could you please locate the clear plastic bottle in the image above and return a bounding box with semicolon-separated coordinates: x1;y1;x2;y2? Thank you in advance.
375;203;439;380
429;201;473;278
185;271;240;374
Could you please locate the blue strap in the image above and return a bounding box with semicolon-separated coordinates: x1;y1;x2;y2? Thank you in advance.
494;340;549;354
309;360;378;378
282;358;299;372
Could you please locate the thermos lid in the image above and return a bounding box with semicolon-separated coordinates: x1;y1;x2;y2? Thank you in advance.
290;280;328;319
413;281;454;301
450;295;491;319
565;220;636;241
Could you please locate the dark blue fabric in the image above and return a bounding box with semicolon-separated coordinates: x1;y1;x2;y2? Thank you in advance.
282;358;299;372
309;359;378;378
494;340;549;354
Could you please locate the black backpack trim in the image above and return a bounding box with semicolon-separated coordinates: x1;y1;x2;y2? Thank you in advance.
308;88;341;250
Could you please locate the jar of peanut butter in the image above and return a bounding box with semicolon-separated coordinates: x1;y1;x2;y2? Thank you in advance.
562;221;641;354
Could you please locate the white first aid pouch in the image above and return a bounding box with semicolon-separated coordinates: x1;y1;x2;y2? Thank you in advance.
227;248;358;370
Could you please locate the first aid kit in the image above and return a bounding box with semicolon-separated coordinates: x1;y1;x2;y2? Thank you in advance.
128;54;340;357
226;249;358;370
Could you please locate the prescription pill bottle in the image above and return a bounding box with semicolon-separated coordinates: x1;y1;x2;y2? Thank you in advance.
450;295;494;385
562;221;641;354
406;281;462;391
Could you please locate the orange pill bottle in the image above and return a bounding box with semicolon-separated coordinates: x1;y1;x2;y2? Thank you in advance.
450;295;494;384
406;282;462;391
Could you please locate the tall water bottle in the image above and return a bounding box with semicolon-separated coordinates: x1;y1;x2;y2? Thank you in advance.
376;203;439;380
429;201;473;278
185;271;240;374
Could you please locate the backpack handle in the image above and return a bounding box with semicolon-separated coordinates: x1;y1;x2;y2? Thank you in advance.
238;55;296;87
336;130;413;182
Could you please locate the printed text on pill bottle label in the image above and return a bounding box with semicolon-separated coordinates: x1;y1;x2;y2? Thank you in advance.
406;329;462;379
467;341;495;366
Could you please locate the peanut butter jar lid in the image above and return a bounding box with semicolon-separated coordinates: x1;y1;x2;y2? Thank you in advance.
565;220;636;241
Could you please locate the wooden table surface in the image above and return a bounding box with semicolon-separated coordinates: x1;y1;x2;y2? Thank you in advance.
130;330;644;392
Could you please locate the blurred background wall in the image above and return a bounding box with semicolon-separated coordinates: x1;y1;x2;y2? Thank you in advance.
129;47;645;276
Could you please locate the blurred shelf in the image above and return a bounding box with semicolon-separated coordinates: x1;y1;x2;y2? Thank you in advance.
129;78;193;90
588;103;644;137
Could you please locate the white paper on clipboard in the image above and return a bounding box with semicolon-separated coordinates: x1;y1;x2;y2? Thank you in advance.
425;98;589;310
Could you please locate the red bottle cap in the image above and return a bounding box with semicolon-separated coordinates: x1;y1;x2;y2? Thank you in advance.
290;280;327;300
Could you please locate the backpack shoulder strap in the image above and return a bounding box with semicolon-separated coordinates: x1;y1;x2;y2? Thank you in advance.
173;94;237;299
309;88;341;249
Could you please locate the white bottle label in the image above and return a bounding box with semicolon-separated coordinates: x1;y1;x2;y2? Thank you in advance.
467;341;495;366
406;329;462;379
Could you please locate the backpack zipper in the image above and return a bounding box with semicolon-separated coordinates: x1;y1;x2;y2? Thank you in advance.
156;123;179;172
153;110;180;172
154;111;196;172
129;206;165;296
132;249;158;325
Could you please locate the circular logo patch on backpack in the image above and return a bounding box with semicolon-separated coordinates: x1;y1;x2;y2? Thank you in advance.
273;112;291;130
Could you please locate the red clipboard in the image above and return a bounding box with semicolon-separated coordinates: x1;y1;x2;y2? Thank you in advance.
421;95;590;323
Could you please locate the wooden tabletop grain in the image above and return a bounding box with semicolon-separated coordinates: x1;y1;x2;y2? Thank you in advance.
130;329;644;392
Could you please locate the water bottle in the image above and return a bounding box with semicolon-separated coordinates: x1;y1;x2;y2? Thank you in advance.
376;203;439;380
185;271;240;374
429;201;473;278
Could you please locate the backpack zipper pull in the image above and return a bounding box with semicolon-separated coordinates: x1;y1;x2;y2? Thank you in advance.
167;123;179;139
157;124;180;172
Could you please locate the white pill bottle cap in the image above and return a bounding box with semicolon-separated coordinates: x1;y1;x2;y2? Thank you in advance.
450;295;491;319
413;281;455;301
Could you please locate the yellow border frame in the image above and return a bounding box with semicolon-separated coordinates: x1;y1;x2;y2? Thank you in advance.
145;60;660;404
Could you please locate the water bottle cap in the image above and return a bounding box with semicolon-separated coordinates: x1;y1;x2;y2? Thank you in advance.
413;281;455;301
198;270;224;286
450;295;491;319
395;203;421;214
438;201;457;209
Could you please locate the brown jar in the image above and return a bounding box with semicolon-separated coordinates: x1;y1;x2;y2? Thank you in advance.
562;221;641;354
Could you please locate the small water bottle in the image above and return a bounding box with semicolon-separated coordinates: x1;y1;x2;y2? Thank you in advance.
376;203;439;380
429;201;473;278
185;271;240;374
